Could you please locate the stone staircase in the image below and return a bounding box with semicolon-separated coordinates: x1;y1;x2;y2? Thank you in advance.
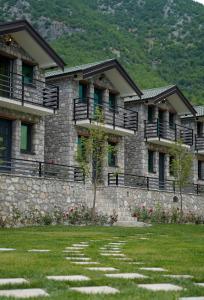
115;209;150;227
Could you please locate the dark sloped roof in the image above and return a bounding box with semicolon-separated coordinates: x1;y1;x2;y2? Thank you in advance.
194;106;204;117
0;19;65;69
46;58;142;97
125;85;175;101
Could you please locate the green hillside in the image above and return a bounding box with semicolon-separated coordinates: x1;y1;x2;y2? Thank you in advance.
0;0;204;103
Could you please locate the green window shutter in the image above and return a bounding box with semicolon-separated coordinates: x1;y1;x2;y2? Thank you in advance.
79;83;87;103
22;63;33;85
20;124;32;153
148;150;154;173
109;93;116;110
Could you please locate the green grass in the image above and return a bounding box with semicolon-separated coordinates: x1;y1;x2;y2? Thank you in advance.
0;225;203;299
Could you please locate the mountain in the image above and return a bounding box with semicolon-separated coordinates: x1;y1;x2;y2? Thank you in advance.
0;0;204;104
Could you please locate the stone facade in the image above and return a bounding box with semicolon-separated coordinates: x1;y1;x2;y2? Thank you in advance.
45;74;127;185
0;174;203;225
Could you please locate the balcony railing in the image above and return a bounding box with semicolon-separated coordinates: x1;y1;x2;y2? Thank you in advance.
195;135;204;152
0;72;59;110
144;120;193;146
0;157;84;183
73;97;138;133
108;173;204;195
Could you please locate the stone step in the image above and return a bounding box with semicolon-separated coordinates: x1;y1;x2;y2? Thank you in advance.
115;221;151;227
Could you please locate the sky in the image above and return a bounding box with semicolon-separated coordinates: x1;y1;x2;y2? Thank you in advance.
194;0;204;5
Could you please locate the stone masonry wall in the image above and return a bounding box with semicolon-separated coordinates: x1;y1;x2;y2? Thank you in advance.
0;174;203;225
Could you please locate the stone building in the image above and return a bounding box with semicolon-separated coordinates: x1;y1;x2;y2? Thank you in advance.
45;59;141;184
0;20;64;174
123;85;199;192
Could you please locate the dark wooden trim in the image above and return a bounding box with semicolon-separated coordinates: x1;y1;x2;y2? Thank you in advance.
0;20;65;69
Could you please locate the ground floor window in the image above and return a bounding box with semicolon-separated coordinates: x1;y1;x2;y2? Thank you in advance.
108;141;117;167
198;160;204;180
20;123;32;154
148;150;155;173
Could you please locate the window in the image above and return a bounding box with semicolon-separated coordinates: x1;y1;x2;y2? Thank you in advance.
108;141;117;167
169;112;175;129
22;63;33;85
197;122;203;137
169;156;175;176
79;82;87;103
20;123;32;153
148;106;154;123
148;150;154;173
109;93;116;111
198;160;204;180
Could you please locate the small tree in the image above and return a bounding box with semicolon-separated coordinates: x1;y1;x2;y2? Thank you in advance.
169;139;194;215
76;107;109;219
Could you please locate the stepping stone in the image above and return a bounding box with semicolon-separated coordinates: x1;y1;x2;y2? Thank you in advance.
0;279;28;286
72;244;89;247
139;238;149;240
109;243;124;245
194;283;204;287
140;267;167;272
0;288;48;298
0;248;15;251
163;275;193;279
70;286;119;294
86;267;118;272
138;283;183;291
113;258;132;261
129;262;144;265
28;249;50;253
179;298;204;300
47;275;89;282
63;251;84;255
66;257;90;261
65;247;85;250
72;261;100;265
105;273;148;279
100;253;125;257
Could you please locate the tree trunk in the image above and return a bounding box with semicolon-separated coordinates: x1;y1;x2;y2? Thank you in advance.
91;178;97;221
179;184;183;221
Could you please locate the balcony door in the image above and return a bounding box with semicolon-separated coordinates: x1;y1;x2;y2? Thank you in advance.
0;119;12;170
0;56;11;98
159;153;165;189
158;110;165;138
94;88;103;115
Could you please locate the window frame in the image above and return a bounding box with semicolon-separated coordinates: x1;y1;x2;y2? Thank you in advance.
198;160;204;180
20;123;32;154
79;82;88;103
109;92;117;112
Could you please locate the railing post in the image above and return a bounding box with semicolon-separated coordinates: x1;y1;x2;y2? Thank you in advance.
175;124;177;142
144;120;146;139
39;162;42;177
113;109;116;129
196;184;199;195
191;129;194;146
116;173;119;186
87;97;90;120
22;75;24;106
157;119;159;139
173;180;176;193
56;86;59;110
73;99;76;123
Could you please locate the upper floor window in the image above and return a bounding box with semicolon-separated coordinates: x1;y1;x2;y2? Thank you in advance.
108;141;117;167
148;106;154;123
20;123;32;154
22;63;33;85
198;160;204;180
79;82;87;103
197;122;203;137
109;92;116;111
148;150;155;173
169;112;175;129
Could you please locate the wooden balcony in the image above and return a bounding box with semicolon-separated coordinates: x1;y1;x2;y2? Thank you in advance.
73;97;138;136
144;120;193;147
0;72;59;116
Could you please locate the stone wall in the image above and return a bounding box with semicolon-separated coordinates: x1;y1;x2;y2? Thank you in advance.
0;174;203;225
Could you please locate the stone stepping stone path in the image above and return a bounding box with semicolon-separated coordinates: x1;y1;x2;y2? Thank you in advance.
113;258;132;261
0;248;15;251
86;267;118;272
139;238;149;240
72;261;100;265
65;247;85;250
194;283;204;287
129;262;144;265
72;244;89;247
138;283;183;291
179;298;204;300
47;275;89;282
63;251;84;255
100;253;125;257
140;267;167;272
105;273;148;279
0;288;48;298
28;249;50;253
0;279;28;286
163;275;193;279
70;286;119;294
65;257;90;261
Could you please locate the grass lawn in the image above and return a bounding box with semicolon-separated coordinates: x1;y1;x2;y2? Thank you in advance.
0;224;203;299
